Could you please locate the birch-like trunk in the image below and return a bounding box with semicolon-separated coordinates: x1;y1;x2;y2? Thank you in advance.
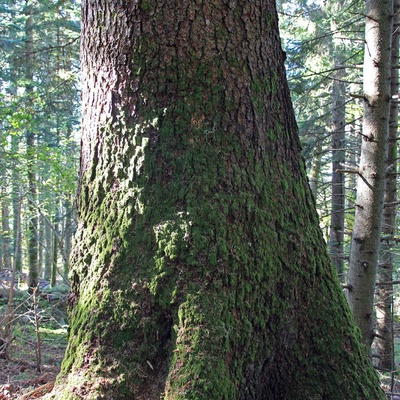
348;0;393;350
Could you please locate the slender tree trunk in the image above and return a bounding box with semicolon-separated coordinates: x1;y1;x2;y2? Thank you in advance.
53;1;384;398
44;217;52;281
38;210;44;277
50;223;58;287
329;60;346;279
309;140;322;198
63;199;73;276
11;136;22;272
25;1;39;291
51;218;58;287
375;0;400;371
348;0;392;351
1;187;12;270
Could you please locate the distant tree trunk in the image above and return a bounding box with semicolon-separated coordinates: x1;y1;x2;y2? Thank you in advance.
25;1;39;291
348;0;392;351
309;140;322;198
63;199;73;276
51;216;58;287
51;201;60;287
1;187;12;270
329;57;346;279
54;1;384;398
374;0;400;371
38;211;44;277
44;218;52;281
11;136;22;272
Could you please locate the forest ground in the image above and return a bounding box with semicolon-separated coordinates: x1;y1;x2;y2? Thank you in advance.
0;280;68;400
0;290;400;399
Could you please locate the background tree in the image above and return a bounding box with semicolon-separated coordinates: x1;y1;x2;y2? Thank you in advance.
278;0;365;249
347;0;393;351
328;7;347;280
0;0;80;281
24;0;39;290
374;0;400;371
53;1;384;398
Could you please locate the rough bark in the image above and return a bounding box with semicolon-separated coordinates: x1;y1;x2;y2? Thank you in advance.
53;1;384;399
347;0;392;351
374;0;400;371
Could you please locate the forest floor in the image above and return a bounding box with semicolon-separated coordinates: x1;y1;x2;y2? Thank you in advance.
0;283;68;400
1;290;400;399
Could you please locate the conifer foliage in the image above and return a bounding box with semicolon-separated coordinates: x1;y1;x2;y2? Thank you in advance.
0;0;80;281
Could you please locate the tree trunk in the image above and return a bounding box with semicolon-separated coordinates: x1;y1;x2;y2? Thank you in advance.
54;1;384;398
347;0;392;351
51;218;58;288
374;0;400;371
328;58;346;279
25;1;39;291
308;140;322;198
38;209;44;277
63;198;74;276
11;135;22;272
44;217;52;281
1;186;12;270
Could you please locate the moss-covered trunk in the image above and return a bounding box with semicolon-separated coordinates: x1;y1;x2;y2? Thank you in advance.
54;1;384;399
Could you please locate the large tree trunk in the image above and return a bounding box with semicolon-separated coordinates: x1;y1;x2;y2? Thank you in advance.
374;0;400;371
54;1;384;399
347;0;392;351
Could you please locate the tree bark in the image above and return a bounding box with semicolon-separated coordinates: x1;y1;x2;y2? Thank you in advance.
44;217;52;281
328;44;346;279
1;186;12;270
62;199;73;276
25;0;39;291
51;217;58;288
374;0;400;371
308;140;322;199
11;135;22;272
54;1;384;398
347;0;393;351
